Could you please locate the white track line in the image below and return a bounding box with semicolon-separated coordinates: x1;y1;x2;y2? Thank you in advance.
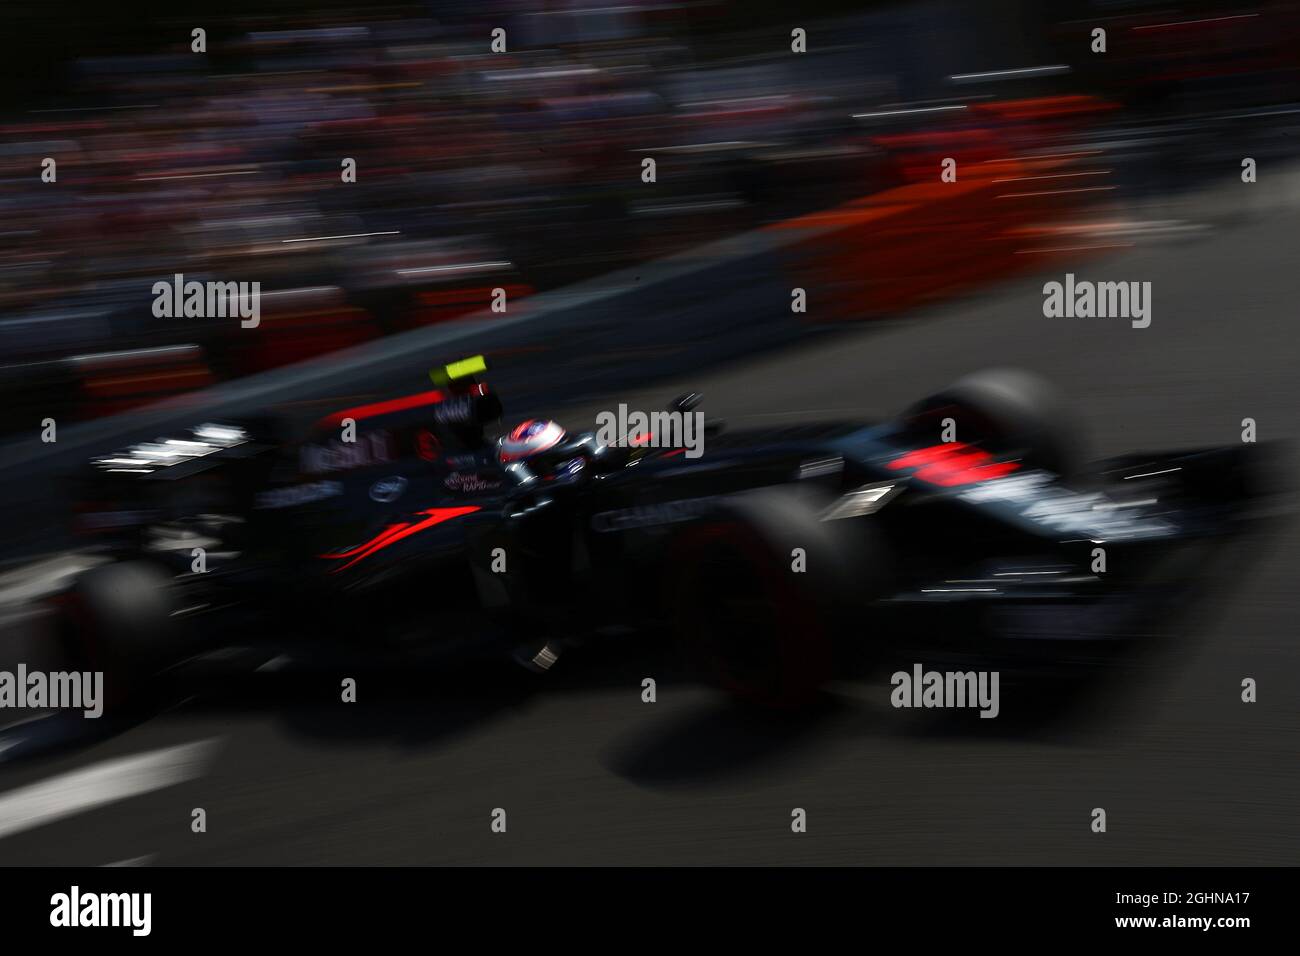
0;739;219;841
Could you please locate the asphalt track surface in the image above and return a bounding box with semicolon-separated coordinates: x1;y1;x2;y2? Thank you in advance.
1;200;1299;866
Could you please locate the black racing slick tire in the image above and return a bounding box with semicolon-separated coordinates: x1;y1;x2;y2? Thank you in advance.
667;486;891;710
50;561;181;707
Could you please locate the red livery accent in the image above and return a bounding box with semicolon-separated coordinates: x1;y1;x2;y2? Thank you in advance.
888;442;1020;487
319;505;480;571
316;390;447;430
416;429;442;462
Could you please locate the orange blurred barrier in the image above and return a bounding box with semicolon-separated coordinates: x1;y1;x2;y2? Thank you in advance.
769;155;1106;322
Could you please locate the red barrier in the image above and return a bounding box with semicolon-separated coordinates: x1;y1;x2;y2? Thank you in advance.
227;306;381;376
70;345;216;419
768;155;1107;322
398;284;533;330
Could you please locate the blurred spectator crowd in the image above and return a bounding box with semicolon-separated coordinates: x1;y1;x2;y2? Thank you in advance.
1;0;1298;433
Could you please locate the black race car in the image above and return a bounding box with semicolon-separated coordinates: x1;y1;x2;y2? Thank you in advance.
52;359;1280;710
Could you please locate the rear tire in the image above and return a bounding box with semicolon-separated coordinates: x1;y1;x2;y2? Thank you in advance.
904;368;1083;479
52;561;181;709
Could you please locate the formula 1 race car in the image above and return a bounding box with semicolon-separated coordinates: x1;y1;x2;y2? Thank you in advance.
52;358;1280;711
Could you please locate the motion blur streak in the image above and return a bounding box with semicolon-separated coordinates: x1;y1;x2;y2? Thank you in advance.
0;740;218;841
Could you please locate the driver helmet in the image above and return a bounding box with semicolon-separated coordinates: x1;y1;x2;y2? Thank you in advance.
497;419;567;465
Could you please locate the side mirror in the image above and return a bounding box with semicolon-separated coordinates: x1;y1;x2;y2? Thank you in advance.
670;392;703;414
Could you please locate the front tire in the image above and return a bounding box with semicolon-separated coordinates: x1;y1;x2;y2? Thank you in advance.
668;486;890;709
